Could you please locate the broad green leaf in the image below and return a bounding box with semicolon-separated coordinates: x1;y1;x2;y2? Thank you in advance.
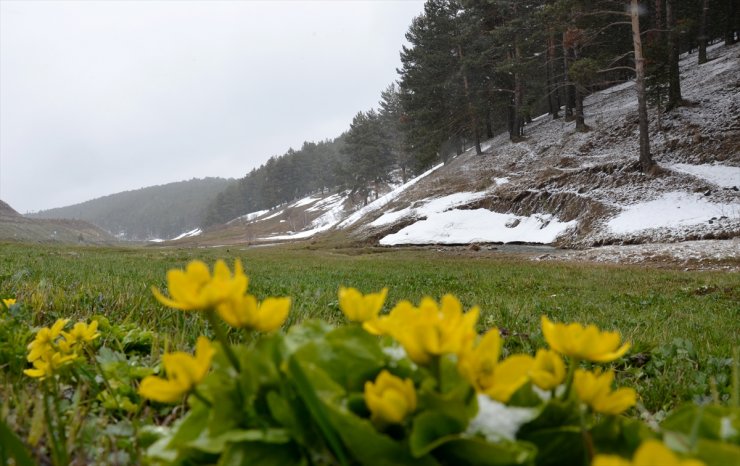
694;438;740;466
662;405;740;445
434;437;537;466
286;356;350;466
590;415;653;457
187;427;291;454
0;416;35;466
283;319;333;354
294;325;386;391
167;404;210;449
409;411;466;457
217;441;305;466
519;426;586;466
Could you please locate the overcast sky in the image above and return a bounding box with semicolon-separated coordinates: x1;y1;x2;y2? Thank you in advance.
0;0;425;213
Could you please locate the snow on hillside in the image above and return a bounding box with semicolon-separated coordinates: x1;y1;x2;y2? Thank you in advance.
187;42;738;256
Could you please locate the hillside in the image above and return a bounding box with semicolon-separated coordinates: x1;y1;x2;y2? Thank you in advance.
172;43;739;267
0;200;115;244
30;177;234;241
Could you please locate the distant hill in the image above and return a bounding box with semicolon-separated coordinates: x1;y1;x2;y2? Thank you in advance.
1;199;115;244
30;177;234;240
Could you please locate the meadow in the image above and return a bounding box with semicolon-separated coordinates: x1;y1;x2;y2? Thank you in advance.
0;241;738;464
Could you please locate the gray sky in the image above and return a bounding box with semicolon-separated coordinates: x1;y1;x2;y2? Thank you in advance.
0;0;425;213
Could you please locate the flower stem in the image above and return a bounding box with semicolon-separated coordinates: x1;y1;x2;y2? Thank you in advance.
205;311;241;371
562;358;579;400
191;388;213;408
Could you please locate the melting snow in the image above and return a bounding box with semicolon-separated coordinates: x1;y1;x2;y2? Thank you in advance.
607;192;738;234
667;164;740;188
370;192;489;227
171;228;202;241
380;210;576;245
466;395;540;442
339;163;444;228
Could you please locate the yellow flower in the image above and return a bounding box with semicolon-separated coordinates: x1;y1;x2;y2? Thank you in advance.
24;350;77;379
541;316;630;363
62;320;100;346
529;349;566;391
216;294;290;332
27;318;69;362
338;286;388;323
592;439;706;466
2;298;16;308
372;295;479;365
573;369;636;415
152;259;248;311
139;337;214;403
364;370;417;425
457;329;535;403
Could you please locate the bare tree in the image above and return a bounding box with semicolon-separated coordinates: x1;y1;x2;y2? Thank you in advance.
630;0;654;172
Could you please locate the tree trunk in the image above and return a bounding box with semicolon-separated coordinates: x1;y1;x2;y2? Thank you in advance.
513;40;524;140
573;46;588;132
698;0;709;64
547;32;560;119
631;0;654;172
485;108;494;139
457;44;482;155
666;0;683;110
562;32;574;120
725;0;738;45
654;0;663;30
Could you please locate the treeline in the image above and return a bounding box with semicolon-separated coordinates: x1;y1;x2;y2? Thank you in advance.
204;0;739;226
31;178;233;240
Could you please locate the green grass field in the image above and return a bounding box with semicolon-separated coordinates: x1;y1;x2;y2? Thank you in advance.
2;241;737;413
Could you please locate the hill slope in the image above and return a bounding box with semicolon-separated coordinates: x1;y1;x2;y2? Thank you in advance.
176;42;738;255
30;177;234;241
0;200;115;244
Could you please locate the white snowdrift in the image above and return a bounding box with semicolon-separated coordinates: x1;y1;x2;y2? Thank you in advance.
171;228;202;240
370;192;489;227
607;192;738;234
667;164;740;188
379;210;576;245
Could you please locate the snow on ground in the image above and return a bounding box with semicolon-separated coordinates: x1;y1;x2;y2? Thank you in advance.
370;192;489;227
228;209;270;224
380;210;576;245
667;164;740;188
265;192;349;241
607;192;738;234
171;228;202;241
339;163;444;228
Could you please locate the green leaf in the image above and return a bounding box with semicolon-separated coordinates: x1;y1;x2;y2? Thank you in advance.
286;356;350;466
409;411;466;457
294;325;386;392
434;437;537;466
520;426;586;466
187;428;291;454
217;441;305;466
694;438;740;466
283;319;333;355
167;403;210;449
0;416;36;466
590;416;654;457
661;405;740;445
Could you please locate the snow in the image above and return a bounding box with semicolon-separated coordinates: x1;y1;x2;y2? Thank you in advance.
370;192;489;227
667;164;740;188
228;209;269;224
380;209;576;245
494;177;510;185
291;196;320;208
148;238;165;243
466;395;540;442
265;192;349;241
261;210;284;221
607;192;738;234
339;163;444;228
171;228;202;241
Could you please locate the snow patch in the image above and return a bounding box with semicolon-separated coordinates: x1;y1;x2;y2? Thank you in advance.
339;163;444;228
667;164;740;188
171;228;202;241
380;210;576;245
370;192;488;227
607;192;738;234
466;395;540;442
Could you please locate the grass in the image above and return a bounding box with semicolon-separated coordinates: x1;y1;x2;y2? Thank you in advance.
1;241;738;413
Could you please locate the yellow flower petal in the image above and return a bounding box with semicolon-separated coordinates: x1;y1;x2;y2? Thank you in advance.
541;316;630;363
364;370;416;426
